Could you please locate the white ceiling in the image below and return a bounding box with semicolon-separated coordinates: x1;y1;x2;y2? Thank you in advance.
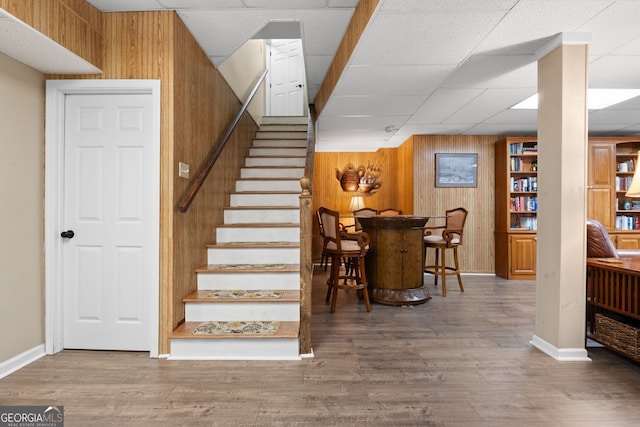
7;0;640;152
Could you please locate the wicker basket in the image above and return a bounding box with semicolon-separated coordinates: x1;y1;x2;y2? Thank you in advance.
594;313;640;360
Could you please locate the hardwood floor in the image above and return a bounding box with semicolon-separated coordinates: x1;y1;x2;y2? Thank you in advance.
3;269;640;426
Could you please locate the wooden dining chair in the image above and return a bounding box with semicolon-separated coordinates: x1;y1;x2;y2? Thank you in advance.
379;208;402;216
316;209;330;271
319;207;371;313
423;207;468;297
353;207;377;231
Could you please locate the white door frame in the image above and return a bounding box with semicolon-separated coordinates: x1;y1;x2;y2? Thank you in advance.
45;80;161;358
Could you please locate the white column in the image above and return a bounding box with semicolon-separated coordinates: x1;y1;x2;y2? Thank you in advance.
530;34;591;361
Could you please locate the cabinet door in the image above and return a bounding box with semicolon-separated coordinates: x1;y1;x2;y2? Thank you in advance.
509;234;536;276
401;229;425;288
613;233;640;249
587;143;615;229
376;229;403;289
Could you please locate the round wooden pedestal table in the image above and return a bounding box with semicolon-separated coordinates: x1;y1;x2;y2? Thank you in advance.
358;215;431;305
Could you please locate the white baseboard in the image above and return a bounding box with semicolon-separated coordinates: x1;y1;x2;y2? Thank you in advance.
530;335;591;361
0;344;46;379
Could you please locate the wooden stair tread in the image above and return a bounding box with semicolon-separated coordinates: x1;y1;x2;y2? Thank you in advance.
207;242;299;248
196;264;300;273
224;206;299;210
172;321;299;339
246;156;305;159
231;190;301;194
236;177;301;181
251;145;307;149
216;223;299;228
184;290;300;303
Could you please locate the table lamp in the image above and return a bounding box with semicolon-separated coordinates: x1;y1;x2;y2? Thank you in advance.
625;151;640;197
349;195;365;212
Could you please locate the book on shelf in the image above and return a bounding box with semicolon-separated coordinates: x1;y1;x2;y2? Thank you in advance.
615;214;640;230
510;196;538;212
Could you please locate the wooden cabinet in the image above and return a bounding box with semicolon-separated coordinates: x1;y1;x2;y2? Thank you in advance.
610;232;640;249
358;216;430;305
494;137;538;280
496;136;640;280
587;137;640;237
587;142;616;230
495;232;536;280
509;234;536;278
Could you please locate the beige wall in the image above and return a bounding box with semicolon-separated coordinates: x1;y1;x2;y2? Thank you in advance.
218;39;267;124
0;52;45;362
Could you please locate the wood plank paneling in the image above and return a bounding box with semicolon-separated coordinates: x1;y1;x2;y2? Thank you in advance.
314;0;379;114
312;148;412;261
413;135;496;273
171;13;256;346
313;135;496;274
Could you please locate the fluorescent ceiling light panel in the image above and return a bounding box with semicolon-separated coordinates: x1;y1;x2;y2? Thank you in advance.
511;89;640;110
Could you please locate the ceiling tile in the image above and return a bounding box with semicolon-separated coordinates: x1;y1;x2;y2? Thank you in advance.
322;95;426;116
442;55;537;89
444;88;539;124
589;56;640;88
333;65;455;96
474;0;612;54
351;11;505;65
85;0;164;11
577;1;640;55
407;88;484;124
379;0;518;12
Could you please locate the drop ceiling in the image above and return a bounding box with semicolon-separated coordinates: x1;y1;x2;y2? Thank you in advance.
8;0;640;152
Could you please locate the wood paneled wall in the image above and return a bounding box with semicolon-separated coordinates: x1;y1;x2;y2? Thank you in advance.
312;136;497;273
413;135;497;273
0;0;102;69
170;15;256;344
314;0;379;114
312;147;413;260
43;7;257;353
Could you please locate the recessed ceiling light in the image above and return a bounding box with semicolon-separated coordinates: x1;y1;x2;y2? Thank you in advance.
511;89;640;110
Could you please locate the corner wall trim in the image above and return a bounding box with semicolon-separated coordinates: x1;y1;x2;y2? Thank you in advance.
530;335;591;361
0;344;46;380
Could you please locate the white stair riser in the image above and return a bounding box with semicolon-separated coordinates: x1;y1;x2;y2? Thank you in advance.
185;302;300;321
224;209;299;224
255;131;306;139
208;247;299;264
252;139;307;148
230;193;300;206
249;147;307;157
245;157;305;167
241;167;304;179
236;180;301;192
259;124;307;132
217;227;299;243
169;338;301;360
262;116;307;125
197;272;299;290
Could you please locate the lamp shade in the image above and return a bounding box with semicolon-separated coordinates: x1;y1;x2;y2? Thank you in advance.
626;151;640;197
349;195;366;212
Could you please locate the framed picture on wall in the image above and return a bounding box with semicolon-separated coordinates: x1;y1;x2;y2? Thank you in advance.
435;153;478;187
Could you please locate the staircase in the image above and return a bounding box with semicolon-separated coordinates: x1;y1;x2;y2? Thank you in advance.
169;116;308;360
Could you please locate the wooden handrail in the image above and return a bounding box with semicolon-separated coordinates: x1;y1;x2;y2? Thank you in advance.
299;104;317;355
177;69;268;213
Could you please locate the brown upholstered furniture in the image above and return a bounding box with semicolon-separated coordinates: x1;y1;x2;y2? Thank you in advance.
586;219;640;258
318;207;372;313
423;207;468;297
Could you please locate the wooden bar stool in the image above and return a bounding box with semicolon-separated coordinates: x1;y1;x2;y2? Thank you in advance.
423;207;468;297
318;207;371;313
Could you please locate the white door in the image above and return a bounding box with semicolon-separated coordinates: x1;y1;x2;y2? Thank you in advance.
62;93;154;351
269;39;305;116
